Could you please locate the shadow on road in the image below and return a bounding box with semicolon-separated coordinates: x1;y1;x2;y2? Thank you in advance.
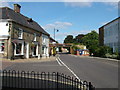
2;76;79;90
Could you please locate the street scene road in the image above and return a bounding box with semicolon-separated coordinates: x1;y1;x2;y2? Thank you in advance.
59;54;118;88
0;2;120;90
3;54;119;89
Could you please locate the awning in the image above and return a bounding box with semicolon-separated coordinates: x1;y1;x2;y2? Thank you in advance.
12;40;18;44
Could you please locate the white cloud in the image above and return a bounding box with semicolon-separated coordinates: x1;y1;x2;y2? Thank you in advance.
64;0;119;8
43;21;73;30
65;2;92;7
0;2;10;7
103;2;118;9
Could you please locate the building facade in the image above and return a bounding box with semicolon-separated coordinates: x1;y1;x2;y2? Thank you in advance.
0;4;50;59
99;17;120;53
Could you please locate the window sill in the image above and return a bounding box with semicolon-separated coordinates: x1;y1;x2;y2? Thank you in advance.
14;54;24;56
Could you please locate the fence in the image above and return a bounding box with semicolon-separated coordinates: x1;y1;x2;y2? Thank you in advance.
1;70;95;90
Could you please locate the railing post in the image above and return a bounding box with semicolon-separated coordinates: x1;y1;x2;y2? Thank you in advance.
56;72;59;89
89;82;94;90
89;82;92;90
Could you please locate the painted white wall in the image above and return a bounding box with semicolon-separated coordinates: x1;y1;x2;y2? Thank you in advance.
42;34;49;46
42;34;49;57
0;22;9;37
104;19;119;52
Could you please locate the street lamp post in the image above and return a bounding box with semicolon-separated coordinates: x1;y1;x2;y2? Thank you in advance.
53;28;59;55
54;28;59;41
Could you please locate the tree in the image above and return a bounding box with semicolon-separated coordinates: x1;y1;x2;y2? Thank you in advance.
74;34;84;43
64;35;74;43
81;30;99;55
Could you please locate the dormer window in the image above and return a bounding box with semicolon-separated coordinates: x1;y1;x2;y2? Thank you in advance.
34;33;36;41
18;28;23;39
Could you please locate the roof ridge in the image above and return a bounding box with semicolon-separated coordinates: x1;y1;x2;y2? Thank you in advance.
0;7;9;9
0;6;49;35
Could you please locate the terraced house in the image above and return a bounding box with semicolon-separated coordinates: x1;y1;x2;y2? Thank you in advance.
0;4;50;59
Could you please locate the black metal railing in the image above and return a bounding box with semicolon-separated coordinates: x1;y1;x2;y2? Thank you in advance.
1;70;95;90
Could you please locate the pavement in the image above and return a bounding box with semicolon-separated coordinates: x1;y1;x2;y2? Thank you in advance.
1;56;74;77
0;56;56;70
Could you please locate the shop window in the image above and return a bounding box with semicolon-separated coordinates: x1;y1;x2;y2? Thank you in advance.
14;42;24;55
16;43;22;54
42;47;44;54
33;45;37;55
0;41;5;53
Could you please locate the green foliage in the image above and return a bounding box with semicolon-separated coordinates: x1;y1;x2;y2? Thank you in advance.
81;30;99;55
105;53;119;59
71;45;80;50
64;34;85;44
81;31;99;47
94;46;112;57
74;34;84;43
71;45;79;54
64;35;74;43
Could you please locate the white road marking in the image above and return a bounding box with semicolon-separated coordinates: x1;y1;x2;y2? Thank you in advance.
57;57;81;81
56;58;62;66
74;56;77;57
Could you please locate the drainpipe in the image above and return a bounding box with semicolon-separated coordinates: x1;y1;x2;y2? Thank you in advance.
11;23;14;60
118;17;120;58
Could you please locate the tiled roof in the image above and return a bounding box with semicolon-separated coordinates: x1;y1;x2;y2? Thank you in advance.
0;7;49;35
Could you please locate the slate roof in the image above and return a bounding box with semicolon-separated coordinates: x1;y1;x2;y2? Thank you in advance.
0;7;49;35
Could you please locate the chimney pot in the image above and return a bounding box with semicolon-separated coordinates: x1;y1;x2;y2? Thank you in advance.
14;4;21;13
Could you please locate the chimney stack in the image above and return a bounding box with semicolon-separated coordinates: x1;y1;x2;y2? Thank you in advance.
14;4;21;13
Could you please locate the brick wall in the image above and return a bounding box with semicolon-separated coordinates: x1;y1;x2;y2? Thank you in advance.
99;26;104;46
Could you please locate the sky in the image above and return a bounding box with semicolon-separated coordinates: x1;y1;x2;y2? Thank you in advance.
0;2;119;43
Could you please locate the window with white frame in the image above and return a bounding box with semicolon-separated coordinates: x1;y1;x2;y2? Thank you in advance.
34;33;36;41
0;41;5;53
14;42;24;55
31;43;38;56
18;28;23;39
